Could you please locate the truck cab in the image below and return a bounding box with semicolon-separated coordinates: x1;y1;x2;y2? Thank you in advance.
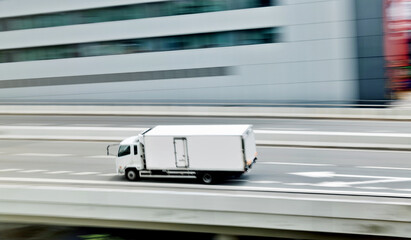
115;135;144;180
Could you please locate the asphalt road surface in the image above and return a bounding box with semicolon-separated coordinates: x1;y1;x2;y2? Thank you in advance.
1;140;411;196
2;115;411;133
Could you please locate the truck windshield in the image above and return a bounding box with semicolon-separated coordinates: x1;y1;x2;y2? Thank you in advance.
118;145;130;157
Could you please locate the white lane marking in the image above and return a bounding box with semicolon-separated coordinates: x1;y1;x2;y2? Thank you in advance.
290;171;401;179
98;173;118;177
87;155;115;159
0;168;22;172
248;180;280;184
315;178;411;188
283;179;408;188
255;129;411;137
370;130;395;133
284;183;311;186
0;177;411;199
355;186;389;190
67;124;110;127
259;162;334;167
70;172;100;175
45;171;73;175
258;146;411;153
10;123;51;126
394;189;411;192
14;153;72;157
288;171;411;188
263;128;313;131
19;169;47;173
0;126;148;131
358;166;411;171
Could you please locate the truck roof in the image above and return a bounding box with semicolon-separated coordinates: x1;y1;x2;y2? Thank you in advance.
120;135;139;145
144;125;252;136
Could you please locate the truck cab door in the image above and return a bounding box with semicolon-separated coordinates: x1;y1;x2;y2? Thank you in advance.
174;138;189;168
116;145;132;174
116;143;143;173
132;144;143;169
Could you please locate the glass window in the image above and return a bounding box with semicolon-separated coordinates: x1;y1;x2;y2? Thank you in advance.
229;0;254;9
82;9;102;24
215;32;233;47
32;15;50;28
125;5;146;19
0;0;276;32
147;2;166;18
118;145;130;157
7;17;31;30
133;145;138;155
0;28;279;63
258;0;273;7
47;13;64;27
0;52;6;63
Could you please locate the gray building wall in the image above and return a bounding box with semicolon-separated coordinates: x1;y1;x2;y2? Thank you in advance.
0;0;361;104
355;0;388;102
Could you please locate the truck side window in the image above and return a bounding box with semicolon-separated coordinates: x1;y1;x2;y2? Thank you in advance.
134;145;138;155
118;145;130;157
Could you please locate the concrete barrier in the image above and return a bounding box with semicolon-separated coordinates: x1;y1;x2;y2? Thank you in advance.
1;126;411;151
0;181;410;239
1;104;411;120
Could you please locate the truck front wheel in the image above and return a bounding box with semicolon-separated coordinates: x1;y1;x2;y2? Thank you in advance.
125;168;139;181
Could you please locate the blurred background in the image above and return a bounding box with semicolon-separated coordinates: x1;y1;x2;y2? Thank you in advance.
0;0;409;106
1;1;411;240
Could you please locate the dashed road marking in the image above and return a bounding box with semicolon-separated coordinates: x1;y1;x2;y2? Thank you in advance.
14;153;72;157
248;180;280;184
45;171;73;175
355;186;389;190
19;169;47;173
0;168;114;176
283;182;309;186
260;162;335;167
0;168;117;176
87;155;115;159
0;168;22;172
262;128;313;131
358;166;411;171
70;172;101;176
394;189;411;192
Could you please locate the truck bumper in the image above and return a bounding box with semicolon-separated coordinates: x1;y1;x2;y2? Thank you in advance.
117;166;125;175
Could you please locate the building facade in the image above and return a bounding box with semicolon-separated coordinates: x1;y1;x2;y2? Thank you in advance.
0;0;383;104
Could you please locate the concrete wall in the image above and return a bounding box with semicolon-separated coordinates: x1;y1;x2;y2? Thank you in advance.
0;0;359;104
355;0;388;102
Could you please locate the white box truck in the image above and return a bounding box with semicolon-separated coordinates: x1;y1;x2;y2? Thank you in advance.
109;125;257;184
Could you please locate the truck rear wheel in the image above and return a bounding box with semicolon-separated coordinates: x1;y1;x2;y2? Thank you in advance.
199;172;217;184
125;168;139;181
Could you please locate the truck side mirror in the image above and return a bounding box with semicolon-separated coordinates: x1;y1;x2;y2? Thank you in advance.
107;144;119;156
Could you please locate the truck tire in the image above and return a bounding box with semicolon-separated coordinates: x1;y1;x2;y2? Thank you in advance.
199;172;217;184
125;168;139;181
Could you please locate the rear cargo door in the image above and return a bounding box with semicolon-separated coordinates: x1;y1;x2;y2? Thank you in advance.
174;138;189;168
